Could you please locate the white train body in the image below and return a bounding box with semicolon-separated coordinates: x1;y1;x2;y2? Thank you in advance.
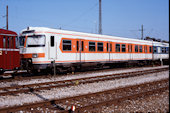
19;27;169;71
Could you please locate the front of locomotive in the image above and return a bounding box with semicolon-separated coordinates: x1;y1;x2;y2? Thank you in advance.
19;27;47;73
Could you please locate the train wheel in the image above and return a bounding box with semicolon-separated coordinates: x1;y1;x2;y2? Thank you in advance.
71;67;75;73
26;66;38;75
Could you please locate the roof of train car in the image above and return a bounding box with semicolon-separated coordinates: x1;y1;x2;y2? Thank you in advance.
0;28;17;36
21;27;169;46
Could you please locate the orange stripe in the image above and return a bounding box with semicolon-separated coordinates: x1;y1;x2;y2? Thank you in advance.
21;53;45;58
59;38;152;54
38;53;45;57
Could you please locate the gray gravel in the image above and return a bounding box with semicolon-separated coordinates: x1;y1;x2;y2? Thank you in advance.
0;68;168;108
0;65;168;88
101;90;169;113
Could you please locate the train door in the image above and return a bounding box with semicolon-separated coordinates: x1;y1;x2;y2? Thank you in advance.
144;45;147;60
158;46;161;60
76;39;85;62
10;37;14;69
0;36;4;70
0;36;2;69
7;37;11;69
1;37;4;69
107;42;112;61
12;36;16;69
3;36;7;69
48;36;56;60
128;44;133;60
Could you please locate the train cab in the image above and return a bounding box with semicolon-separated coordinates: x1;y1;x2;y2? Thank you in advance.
19;27;47;72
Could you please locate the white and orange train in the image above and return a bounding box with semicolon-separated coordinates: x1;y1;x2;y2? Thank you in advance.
19;27;169;72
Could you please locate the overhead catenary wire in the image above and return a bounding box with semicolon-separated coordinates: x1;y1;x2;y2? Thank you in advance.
61;2;98;29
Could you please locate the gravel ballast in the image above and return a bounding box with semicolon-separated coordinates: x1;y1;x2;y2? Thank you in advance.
0;65;168;88
0;68;168;109
101;90;169;112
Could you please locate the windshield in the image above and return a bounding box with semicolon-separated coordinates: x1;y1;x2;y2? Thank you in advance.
19;36;25;47
19;35;45;47
27;35;45;47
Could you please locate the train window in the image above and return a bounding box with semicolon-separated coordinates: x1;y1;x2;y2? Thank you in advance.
19;36;25;47
89;42;95;51
7;37;10;48
97;42;103;51
10;37;13;48
149;46;152;53
164;48;166;53
144;46;147;53
63;40;72;51
15;37;19;48
82;41;84;51
122;44;126;52
161;47;163;53
165;48;167;53
51;36;54;47
166;47;169;53
76;41;79;51
116;44;120;52
9;37;11;48
161;47;166;53
153;47;157;53
128;45;132;53
12;37;14;48
139;45;143;52
135;45;138;52
107;43;109;52
3;37;6;48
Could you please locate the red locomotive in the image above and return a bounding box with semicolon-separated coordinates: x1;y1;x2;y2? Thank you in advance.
0;28;20;74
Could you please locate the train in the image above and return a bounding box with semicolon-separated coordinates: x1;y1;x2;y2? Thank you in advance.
0;27;169;74
0;28;20;74
18;27;169;73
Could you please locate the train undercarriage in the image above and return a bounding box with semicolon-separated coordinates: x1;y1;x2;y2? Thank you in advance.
20;58;169;75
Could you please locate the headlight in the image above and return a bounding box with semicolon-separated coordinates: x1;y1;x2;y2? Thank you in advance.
32;54;38;58
28;59;32;63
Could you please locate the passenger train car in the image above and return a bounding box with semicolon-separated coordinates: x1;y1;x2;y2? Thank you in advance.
19;27;169;73
0;29;20;74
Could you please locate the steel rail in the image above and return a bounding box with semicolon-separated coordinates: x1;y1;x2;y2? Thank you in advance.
0;65;164;82
0;79;168;113
68;86;169;113
0;67;168;96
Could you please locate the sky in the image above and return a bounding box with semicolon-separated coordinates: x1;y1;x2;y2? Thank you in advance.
0;0;169;41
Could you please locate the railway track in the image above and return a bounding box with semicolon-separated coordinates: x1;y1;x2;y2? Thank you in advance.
0;67;168;96
0;78;168;113
0;64;163;82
